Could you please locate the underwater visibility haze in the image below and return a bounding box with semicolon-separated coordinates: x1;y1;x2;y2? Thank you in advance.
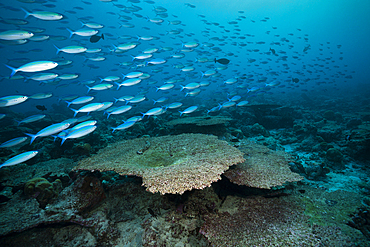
0;0;370;246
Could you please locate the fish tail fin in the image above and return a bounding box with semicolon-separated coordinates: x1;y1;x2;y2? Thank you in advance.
60;137;67;146
101;34;104;40
114;81;120;90
22;74;31;83
179;111;183;117
53;44;60;55
180;85;185;91
25;133;37;144
65;101;72;107
86;85;91;93
214;58;217;63
79;20;85;27
51;135;58;142
111;127;116;133
112;44;118;52
15;120;21;126
106;113;111;119
66;28;74;39
152;99;157;105
21;8;30;19
70;108;78;117
4;64;17;78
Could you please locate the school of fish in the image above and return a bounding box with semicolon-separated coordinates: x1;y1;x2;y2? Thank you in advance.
0;0;352;167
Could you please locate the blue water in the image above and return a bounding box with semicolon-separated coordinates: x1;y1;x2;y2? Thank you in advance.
1;0;369;115
0;0;370;244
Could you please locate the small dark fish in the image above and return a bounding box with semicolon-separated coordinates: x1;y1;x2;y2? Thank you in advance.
269;48;276;55
214;58;230;65
36;105;47;111
292;78;300;83
89;34;104;43
148;208;156;217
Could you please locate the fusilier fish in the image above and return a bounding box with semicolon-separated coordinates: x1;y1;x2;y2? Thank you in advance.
142;107;163;117
0;151;38;168
21;8;63;21
5;61;58;77
26;122;70;144
86;83;113;93
66;28;98;38
54;45;87;54
29;92;53;100
106;105;132;118
70;103;105;117
179;106;198;116
156;84;174;91
65;96;94;107
60;125;97;145
0;95;28;107
70;120;97;130
16;114;45;125
111;121;136;133
0;137;28;148
0;30;33;40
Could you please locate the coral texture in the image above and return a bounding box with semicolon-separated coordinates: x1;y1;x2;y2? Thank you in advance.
224;141;303;189
199;193;365;246
24;177;62;209
74;134;245;195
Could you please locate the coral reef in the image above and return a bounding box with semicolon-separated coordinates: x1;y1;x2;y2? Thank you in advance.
74;134;245;195
326;147;344;164
73;143;92;156
348;207;370;240
199;192;366;246
0;174;105;236
166;116;233;127
166;116;233;135
24;177;62;209
224;140;303;189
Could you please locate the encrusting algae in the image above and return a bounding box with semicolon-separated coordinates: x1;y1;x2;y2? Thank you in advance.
74;133;245;195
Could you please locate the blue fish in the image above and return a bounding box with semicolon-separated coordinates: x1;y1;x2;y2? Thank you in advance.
0;151;38;168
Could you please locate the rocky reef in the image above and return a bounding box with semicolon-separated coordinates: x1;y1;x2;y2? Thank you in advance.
0;98;370;246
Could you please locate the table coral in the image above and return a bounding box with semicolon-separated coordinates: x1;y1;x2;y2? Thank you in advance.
74;134;245;195
224;140;303;189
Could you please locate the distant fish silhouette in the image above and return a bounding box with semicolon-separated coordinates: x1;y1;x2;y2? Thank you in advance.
89;33;104;43
36;105;47;111
292;78;300;83
214;58;230;65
